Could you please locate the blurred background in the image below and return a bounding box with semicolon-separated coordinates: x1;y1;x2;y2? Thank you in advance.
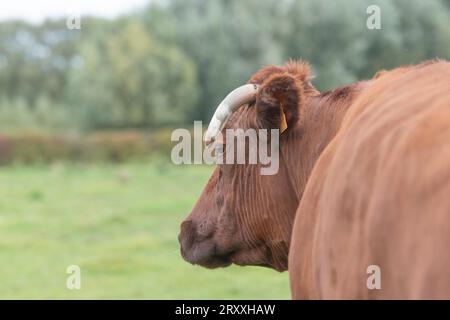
0;0;449;299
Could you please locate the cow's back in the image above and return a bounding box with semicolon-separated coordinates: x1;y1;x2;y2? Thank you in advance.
289;61;450;299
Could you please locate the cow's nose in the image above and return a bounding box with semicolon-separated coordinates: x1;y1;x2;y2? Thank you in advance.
179;220;195;253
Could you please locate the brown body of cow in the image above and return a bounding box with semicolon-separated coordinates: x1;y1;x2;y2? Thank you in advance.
179;59;450;299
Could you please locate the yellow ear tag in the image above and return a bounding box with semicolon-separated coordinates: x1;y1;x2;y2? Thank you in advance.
280;107;288;133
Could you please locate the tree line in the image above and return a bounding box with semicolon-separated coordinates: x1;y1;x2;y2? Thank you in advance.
0;0;449;132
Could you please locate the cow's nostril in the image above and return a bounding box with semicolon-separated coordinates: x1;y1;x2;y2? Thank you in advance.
180;220;195;234
180;219;192;229
179;219;196;249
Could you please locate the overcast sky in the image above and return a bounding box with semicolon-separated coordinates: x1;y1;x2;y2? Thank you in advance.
0;0;150;22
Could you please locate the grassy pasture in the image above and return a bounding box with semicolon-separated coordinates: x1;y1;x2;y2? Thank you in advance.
0;162;289;299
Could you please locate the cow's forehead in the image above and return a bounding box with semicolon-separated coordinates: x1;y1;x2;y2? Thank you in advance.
223;104;256;130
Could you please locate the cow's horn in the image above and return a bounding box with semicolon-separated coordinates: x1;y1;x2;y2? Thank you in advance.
204;84;259;145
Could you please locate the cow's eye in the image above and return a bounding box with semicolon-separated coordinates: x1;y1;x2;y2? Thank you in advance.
211;142;225;159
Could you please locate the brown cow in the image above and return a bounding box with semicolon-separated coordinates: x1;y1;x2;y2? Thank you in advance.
178;59;450;299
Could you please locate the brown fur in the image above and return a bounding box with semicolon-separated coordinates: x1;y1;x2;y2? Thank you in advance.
290;59;450;299
256;73;304;130
179;59;450;299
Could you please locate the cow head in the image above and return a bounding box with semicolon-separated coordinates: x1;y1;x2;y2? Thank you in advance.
178;60;317;271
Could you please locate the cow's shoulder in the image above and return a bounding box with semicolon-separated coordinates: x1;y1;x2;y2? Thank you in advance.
291;60;450;299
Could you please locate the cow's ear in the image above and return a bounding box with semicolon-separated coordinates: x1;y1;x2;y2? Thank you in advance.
255;73;304;132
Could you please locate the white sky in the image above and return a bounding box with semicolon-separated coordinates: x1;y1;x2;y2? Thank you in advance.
0;0;151;22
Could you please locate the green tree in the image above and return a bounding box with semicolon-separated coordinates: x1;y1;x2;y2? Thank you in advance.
67;20;199;129
155;0;286;122
0;19;80;106
281;0;450;90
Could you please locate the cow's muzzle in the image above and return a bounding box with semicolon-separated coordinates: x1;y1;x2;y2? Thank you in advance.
178;219;232;268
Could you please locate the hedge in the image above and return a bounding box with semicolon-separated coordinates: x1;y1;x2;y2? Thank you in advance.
0;129;174;165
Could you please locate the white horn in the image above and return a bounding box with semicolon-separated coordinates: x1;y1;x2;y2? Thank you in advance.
204;83;259;144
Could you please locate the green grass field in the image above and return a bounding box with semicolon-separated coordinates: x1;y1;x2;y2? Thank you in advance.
0;161;290;299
